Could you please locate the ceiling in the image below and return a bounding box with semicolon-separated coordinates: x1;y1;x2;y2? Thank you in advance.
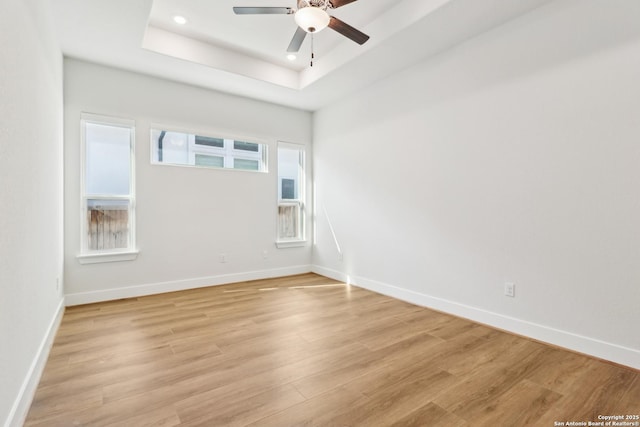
51;0;554;111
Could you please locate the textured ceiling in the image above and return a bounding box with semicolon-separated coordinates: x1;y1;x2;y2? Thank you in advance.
51;0;554;110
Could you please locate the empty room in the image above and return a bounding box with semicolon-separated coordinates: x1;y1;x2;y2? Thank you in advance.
1;0;639;426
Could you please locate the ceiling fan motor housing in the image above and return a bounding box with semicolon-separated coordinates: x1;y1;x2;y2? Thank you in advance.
297;0;332;10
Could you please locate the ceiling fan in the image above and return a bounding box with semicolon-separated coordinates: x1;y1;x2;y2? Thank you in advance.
233;0;370;54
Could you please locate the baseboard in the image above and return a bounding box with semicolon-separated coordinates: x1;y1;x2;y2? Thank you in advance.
311;265;640;370
5;298;65;427
65;265;313;306
311;265;351;284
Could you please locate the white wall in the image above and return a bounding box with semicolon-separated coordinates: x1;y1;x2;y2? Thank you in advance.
64;59;313;304
312;0;640;369
0;0;65;425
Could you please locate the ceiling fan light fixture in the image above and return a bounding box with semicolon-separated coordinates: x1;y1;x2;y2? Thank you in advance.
294;7;330;33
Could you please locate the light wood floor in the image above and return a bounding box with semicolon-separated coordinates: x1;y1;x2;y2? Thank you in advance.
26;273;639;426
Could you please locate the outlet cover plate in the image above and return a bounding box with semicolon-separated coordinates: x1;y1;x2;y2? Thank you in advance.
504;282;515;297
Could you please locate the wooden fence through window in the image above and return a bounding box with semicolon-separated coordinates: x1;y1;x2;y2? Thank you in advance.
87;208;129;250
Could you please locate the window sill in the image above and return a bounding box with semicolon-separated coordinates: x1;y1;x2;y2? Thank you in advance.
276;240;306;249
77;250;139;265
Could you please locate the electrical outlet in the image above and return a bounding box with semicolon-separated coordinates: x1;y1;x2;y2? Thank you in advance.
504;282;515;297
262;250;268;260
219;253;227;263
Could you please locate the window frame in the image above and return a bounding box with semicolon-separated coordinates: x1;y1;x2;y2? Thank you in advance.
77;113;138;264
150;125;268;173
276;141;306;248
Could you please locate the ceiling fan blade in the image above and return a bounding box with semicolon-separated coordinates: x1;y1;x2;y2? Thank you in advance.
330;0;358;8
287;27;307;52
328;16;369;45
233;7;293;15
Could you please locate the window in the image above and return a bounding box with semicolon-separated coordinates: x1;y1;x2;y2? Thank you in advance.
79;114;137;263
151;128;267;172
277;142;305;247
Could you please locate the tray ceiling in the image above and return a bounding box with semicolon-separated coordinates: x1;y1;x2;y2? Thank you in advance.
51;0;553;110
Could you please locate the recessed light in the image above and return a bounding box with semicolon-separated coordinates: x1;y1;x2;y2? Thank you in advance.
286;54;297;61
173;15;187;25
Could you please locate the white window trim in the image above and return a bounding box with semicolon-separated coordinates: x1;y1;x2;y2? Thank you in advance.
275;241;306;249
77;250;140;265
78;113;138;263
276;141;306;248
150;125;268;173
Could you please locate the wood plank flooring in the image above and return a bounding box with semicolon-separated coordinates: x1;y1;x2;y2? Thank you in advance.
25;273;639;426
